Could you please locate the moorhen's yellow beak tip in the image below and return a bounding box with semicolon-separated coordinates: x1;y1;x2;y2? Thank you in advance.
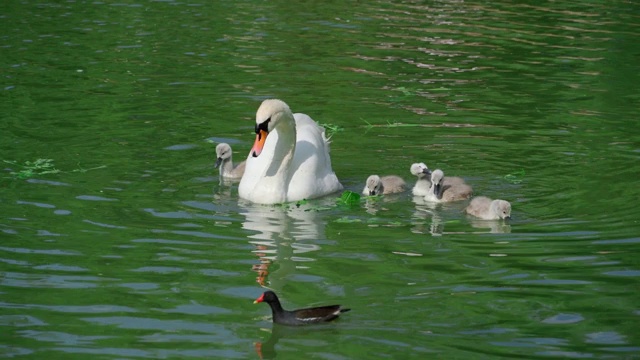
253;300;259;304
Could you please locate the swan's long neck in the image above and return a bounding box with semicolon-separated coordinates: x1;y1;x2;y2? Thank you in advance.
220;157;234;177
262;112;296;201
429;181;443;200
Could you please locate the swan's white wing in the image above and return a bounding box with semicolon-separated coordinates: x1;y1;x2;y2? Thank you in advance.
286;113;342;201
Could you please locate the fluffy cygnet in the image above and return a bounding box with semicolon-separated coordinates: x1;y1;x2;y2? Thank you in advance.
424;169;473;202
363;175;407;196
215;143;246;180
410;163;432;197
465;196;512;220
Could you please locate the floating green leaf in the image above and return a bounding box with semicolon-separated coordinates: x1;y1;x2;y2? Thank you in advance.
4;158;60;179
320;123;344;138
338;191;361;206
335;216;362;223
3;158;105;179
362;120;425;129
393;86;415;96
504;169;525;184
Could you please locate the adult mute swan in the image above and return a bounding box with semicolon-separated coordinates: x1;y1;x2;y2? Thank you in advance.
238;99;343;204
215;143;246;180
465;196;512;220
362;175;407;195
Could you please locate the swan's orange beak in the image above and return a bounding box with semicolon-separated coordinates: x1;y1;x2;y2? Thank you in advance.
251;129;268;158
253;293;265;304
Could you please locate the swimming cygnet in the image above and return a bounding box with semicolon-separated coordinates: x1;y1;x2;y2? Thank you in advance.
215;143;246;180
363;175;407;196
410;163;432;197
411;162;468;196
424;169;473;202
465;196;512;220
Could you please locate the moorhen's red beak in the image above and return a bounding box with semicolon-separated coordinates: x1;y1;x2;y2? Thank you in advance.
253;293;265;304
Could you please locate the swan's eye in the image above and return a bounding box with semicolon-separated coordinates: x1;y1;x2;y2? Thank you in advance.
255;118;271;134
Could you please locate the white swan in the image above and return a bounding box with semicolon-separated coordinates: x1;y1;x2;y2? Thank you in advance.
215;143;246;180
465;196;511;220
362;175;407;195
238;99;343;204
424;169;473;202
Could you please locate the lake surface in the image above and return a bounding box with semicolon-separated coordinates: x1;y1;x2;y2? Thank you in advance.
2;1;639;359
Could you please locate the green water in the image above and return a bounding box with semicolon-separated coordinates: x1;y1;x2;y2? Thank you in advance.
2;1;639;359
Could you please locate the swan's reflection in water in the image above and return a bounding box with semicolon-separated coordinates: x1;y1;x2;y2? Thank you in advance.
468;219;512;234
239;198;342;359
218;176;240;187
411;196;511;235
411;196;445;236
362;195;402;215
239;198;334;288
212;183;234;204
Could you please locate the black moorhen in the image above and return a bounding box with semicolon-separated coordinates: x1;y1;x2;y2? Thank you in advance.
254;291;350;326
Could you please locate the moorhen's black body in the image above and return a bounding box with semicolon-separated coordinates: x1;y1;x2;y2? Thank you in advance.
254;291;350;326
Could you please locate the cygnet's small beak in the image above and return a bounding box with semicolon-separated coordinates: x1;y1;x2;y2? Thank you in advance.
214;157;223;169
423;169;432;177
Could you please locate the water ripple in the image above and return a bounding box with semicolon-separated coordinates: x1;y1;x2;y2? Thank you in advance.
130;267;183;274
0;315;47;327
83;219;127;229
19;330;111;345
542;313;585;324
131;238;208;246
160;303;232;316
16;200;55;208
75;195;118;202
0;247;81;256
1;272;115;289
82;316;230;333
603;270;640;277
26;179;71;186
